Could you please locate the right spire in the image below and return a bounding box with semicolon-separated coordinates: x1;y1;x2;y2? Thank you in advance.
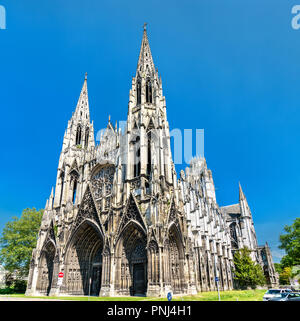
239;182;246;201
136;23;155;77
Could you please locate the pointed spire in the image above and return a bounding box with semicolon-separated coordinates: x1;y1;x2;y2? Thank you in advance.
136;23;155;76
74;73;90;121
45;199;49;210
49;187;54;210
239;182;246;201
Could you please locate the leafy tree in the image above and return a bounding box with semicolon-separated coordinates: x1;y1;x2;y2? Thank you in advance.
274;263;283;274
0;208;43;278
233;247;266;289
279;267;292;285
279;218;300;267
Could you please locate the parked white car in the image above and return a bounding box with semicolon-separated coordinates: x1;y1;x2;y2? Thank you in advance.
263;288;293;301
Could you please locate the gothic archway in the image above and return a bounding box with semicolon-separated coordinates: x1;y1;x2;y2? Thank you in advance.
115;222;147;296
36;240;56;295
166;225;185;294
64;220;103;296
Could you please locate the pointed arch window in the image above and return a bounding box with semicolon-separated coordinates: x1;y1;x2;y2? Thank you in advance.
146;131;152;176
85;127;89;148
133;136;141;177
72;179;77;204
146;78;152;103
75;125;82;145
136;79;141;105
230;222;238;249
59;170;65;205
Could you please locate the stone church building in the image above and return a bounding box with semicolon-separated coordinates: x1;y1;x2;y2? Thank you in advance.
26;27;278;297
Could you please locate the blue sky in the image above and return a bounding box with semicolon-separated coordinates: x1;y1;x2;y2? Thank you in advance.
0;0;299;262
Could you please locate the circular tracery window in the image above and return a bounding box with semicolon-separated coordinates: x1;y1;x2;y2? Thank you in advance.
91;165;115;208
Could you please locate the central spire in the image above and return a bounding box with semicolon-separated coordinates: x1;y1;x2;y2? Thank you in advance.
136;23;155;77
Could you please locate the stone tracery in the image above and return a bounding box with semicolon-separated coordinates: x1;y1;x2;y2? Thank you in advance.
91;165;114;211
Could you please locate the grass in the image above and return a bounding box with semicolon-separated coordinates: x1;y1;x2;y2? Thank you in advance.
0;289;266;301
170;289;266;301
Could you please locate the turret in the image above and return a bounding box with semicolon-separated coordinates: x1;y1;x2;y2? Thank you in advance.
238;183;258;253
53;74;95;209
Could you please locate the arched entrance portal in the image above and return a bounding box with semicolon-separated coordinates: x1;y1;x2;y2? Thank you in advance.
115;223;147;296
36;241;56;295
131;241;147;295
65;221;103;296
166;225;185;294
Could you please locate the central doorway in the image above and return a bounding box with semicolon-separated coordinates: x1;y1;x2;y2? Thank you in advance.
115;221;148;296
133;263;146;295
91;263;102;296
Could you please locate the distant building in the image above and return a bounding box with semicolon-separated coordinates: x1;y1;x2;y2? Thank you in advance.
26;26;278;297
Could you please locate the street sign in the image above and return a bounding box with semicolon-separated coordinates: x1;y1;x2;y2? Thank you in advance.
57;272;64;286
167;292;172;301
215;277;219;282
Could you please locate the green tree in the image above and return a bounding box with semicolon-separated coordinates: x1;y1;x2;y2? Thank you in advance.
279;218;300;267
279;267;292;285
274;263;283;274
233;247;266;289
0;208;43;278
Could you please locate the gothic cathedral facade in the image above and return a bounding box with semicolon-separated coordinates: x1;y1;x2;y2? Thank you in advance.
26;27;278;297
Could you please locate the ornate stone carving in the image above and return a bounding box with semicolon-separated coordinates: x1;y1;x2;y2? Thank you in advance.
91;165;115;210
73;186;103;235
117;195;146;237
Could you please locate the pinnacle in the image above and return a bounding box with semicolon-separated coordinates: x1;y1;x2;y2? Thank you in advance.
73;73;90;122
136;24;155;76
239;182;246;201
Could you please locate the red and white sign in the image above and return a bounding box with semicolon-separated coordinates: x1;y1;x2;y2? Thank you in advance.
58;272;64;278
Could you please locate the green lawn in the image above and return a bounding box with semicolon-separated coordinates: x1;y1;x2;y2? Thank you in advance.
1;289;266;301
170;289;266;301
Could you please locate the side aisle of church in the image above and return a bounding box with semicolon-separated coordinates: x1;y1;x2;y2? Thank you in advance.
26;27;278;297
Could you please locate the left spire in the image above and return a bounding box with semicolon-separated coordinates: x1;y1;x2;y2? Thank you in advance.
61;73;94;151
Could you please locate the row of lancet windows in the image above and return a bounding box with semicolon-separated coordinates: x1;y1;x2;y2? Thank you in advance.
58;171;78;205
75;125;89;147
136;78;153;105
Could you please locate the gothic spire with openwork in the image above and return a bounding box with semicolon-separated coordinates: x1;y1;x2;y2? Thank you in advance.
136;23;156;78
